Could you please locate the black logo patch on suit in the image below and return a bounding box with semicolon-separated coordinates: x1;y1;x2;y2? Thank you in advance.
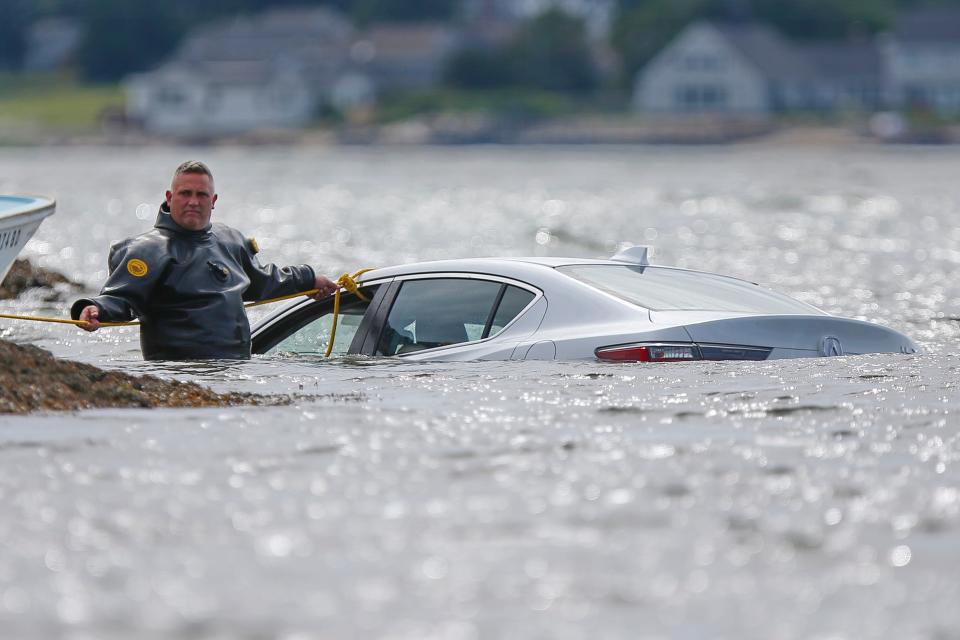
207;260;230;282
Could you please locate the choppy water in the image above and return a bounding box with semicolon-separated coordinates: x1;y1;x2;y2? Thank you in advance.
1;144;959;639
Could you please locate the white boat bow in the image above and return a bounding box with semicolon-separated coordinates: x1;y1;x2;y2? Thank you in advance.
0;195;56;283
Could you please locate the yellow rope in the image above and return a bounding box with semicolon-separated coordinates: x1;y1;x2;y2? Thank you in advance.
0;312;134;327
325;268;375;358
0;267;377;335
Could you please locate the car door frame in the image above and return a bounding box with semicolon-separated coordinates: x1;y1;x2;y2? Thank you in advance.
251;277;395;355
358;272;544;358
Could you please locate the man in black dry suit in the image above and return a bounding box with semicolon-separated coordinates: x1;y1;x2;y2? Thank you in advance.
71;161;338;360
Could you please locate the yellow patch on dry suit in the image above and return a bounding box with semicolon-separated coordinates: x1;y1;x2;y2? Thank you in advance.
126;258;149;277
248;237;260;254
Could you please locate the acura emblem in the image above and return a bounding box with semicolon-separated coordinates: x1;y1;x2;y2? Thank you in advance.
819;336;844;357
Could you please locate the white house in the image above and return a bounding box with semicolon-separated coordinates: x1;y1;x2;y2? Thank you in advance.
125;7;353;136
126;62;317;137
632;21;884;115
634;22;808;114
882;8;960;115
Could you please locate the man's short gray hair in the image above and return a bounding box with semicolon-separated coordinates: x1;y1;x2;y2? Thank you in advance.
173;160;213;181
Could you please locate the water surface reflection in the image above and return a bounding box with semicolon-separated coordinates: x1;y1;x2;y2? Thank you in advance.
1;145;958;638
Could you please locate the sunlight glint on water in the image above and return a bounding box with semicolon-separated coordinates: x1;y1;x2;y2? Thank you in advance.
0;145;958;639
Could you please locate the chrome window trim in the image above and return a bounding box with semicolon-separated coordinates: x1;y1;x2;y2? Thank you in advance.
392;271;541;295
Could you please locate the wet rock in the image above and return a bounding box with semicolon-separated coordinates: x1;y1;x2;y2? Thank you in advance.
0;339;285;414
0;259;82;300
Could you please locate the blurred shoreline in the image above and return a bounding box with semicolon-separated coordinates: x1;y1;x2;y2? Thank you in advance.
2;115;958;148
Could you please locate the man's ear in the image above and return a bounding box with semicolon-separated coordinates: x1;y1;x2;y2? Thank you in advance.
165;190;173;206
212;193;218;210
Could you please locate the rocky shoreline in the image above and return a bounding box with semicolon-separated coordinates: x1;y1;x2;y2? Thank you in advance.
0;259;283;414
0;258;82;301
0;340;283;414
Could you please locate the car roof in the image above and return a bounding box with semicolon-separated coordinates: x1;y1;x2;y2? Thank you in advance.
354;256;756;288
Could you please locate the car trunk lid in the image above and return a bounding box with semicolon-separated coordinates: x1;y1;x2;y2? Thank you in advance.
650;311;917;355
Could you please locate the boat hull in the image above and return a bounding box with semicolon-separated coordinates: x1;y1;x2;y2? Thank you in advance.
0;196;56;283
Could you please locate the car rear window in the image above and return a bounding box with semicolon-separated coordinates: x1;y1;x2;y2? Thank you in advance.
489;286;536;337
556;264;820;314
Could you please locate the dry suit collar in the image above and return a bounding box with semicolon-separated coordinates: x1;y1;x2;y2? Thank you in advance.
155;202;213;236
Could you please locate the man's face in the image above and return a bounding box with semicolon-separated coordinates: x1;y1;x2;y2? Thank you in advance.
166;172;217;231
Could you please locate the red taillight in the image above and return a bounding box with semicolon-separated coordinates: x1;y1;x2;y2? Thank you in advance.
595;343;700;362
595;342;773;362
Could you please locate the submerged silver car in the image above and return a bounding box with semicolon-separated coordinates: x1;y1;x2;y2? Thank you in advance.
251;247;919;362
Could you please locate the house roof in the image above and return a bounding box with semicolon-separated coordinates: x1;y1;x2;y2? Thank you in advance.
134;6;355;89
893;8;960;43
175;7;352;70
356;23;461;62
800;42;881;81
711;22;816;82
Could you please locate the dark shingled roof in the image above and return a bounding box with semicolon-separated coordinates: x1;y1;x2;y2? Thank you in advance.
800;43;882;81
894;8;960;43
176;7;352;67
151;7;353;87
711;22;816;82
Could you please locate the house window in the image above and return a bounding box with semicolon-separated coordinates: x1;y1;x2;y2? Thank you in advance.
157;87;186;106
675;85;727;110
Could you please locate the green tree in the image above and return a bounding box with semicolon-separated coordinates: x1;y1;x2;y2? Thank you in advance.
444;49;512;89
750;0;893;39
446;9;599;94
0;0;30;69
351;0;459;24
611;0;707;86
507;9;598;93
76;0;184;81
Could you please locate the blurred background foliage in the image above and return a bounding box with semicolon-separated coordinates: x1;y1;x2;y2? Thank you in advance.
0;73;123;129
0;0;959;87
446;10;598;93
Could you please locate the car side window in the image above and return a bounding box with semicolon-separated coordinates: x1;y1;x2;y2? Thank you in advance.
264;289;377;357
489;286;535;337
377;278;504;355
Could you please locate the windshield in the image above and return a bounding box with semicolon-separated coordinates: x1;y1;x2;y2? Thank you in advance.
556;265;821;314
